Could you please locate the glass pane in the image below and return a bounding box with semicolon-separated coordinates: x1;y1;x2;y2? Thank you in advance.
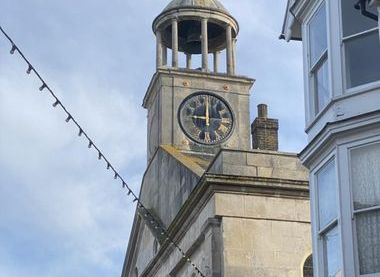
315;59;330;114
323;226;342;277
351;142;380;210
342;0;378;37
356;209;380;275
345;31;380;89
317;159;338;229
309;2;327;65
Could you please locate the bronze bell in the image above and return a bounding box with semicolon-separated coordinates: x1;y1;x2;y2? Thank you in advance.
184;25;202;54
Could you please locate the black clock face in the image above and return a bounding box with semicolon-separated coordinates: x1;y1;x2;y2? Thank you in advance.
179;92;234;145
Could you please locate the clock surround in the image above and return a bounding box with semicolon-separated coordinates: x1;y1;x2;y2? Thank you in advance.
178;91;235;146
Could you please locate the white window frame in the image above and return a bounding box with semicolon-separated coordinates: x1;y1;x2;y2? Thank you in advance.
339;0;380;93
304;0;333;122
343;137;380;277
311;151;343;277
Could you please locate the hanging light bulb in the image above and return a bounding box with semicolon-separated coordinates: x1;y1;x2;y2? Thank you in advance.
127;189;132;195
39;83;47;91
88;141;93;148
52;100;60;107
65;114;72;122
26;64;33;74
78;129;83;136
10;44;17;54
114;172;118;179
107;163;111;170
98;152;102;160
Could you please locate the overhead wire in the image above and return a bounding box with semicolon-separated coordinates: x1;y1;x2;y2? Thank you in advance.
0;25;206;277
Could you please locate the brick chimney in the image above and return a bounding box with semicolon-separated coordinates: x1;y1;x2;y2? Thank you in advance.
251;104;279;151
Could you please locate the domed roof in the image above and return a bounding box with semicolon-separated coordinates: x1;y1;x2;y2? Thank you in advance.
163;0;230;15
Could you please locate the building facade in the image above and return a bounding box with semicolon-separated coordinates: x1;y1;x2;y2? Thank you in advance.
282;0;380;276
121;1;312;276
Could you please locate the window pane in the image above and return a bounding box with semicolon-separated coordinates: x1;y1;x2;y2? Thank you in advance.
317;160;338;229
351;142;380;210
342;0;378;37
309;2;327;65
323;226;342;277
356;209;380;275
345;31;380;89
315;59;330;114
303;255;313;277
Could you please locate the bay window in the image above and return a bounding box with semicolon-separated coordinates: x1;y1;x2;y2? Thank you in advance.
316;159;342;276
308;2;330;115
342;0;380;89
350;142;380;276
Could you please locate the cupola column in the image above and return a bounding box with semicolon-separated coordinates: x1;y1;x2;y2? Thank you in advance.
201;18;209;71
232;38;237;74
226;25;234;75
213;51;220;73
162;46;167;66
156;30;163;69
186;53;192;69
172;18;179;68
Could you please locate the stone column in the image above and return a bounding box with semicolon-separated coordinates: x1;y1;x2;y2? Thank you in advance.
232;38;237;74
162;46;167;66
226;25;233;75
172;18;179;68
186;53;192;69
201;18;209;71
156;30;163;69
213;52;220;73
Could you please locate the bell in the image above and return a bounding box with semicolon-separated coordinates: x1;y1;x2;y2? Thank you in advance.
186;30;201;44
184;25;202;54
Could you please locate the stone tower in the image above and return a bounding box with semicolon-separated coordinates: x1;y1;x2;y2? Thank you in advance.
122;1;312;276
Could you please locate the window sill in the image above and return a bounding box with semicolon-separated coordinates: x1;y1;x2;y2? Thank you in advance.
345;80;380;96
305;80;380;133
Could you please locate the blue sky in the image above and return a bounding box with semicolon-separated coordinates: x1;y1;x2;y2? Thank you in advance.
0;0;306;276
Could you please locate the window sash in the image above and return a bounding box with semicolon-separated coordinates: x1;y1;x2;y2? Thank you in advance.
316;158;338;230
354;209;380;276
307;1;332;117
308;1;328;67
321;224;342;277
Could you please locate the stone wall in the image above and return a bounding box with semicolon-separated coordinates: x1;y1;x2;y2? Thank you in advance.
215;193;311;277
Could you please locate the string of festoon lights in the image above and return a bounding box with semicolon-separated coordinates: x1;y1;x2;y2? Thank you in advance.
0;25;206;277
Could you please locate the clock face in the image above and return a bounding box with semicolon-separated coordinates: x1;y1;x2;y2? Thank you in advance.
179;92;234;145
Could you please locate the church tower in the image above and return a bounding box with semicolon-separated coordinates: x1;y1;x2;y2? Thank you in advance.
122;1;312;276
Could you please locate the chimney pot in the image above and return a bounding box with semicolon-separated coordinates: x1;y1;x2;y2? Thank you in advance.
251;104;279;151
258;104;268;118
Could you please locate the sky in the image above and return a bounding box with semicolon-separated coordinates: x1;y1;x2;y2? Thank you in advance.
0;1;306;276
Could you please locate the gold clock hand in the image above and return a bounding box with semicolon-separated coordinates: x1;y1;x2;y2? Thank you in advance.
192;115;207;120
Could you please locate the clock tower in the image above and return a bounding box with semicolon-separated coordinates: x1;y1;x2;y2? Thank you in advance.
144;0;254;161
122;1;312;276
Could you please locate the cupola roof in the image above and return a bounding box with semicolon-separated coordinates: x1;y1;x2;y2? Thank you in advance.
163;0;230;15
